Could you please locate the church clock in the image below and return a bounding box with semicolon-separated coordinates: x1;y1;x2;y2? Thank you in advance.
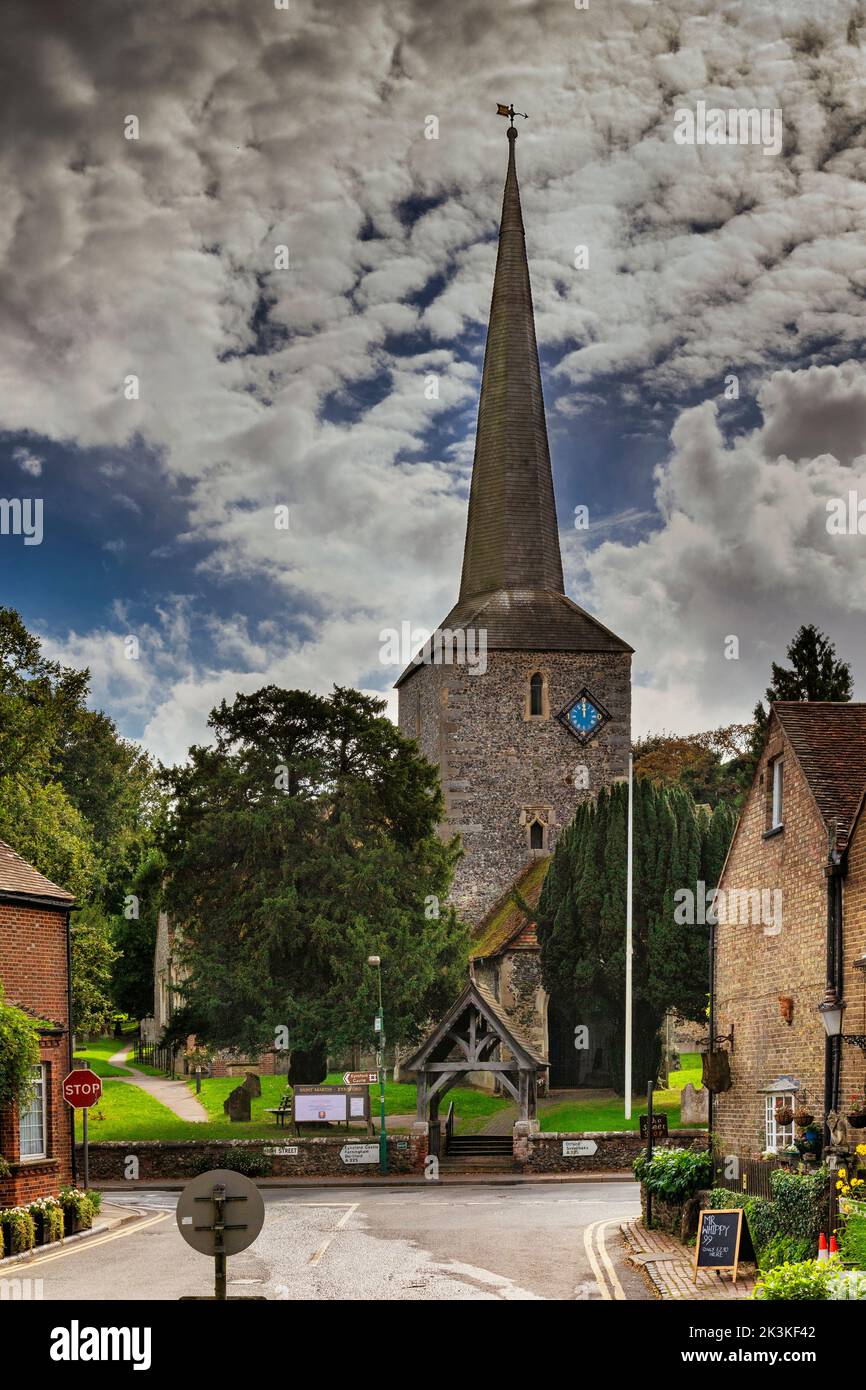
557;688;611;744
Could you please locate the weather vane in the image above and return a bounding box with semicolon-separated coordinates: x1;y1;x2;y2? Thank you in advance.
496;103;528;129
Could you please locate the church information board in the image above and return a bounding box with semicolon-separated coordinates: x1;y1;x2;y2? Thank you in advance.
292;1085;371;1132
693;1208;744;1283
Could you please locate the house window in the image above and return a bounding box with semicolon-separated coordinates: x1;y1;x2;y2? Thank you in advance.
771;757;784;829
764;1093;794;1153
529;819;544;850
19;1064;47;1160
529;672;544;717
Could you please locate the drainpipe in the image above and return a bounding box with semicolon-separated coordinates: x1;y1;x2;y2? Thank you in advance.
66;907;76;1188
823;844;845;1150
707;915;715;1148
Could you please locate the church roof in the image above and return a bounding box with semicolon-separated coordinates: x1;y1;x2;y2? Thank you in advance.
471;855;549;959
395;126;630;689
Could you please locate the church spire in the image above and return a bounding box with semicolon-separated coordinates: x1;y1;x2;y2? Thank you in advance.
458;122;565;602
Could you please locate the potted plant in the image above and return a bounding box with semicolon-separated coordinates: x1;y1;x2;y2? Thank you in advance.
58;1186;93;1234
794;1108;814;1129
776;1104;794;1126
0;1205;36;1254
846;1092;866;1129
28;1195;64;1245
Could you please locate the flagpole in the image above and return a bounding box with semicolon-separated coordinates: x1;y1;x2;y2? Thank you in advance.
624;752;633;1120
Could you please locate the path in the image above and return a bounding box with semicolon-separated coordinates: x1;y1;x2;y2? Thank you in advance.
478;1088;606;1135
107;1041;209;1124
621;1218;756;1300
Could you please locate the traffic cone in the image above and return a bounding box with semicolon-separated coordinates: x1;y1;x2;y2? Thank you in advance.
817;1233;828;1262
829;1234;839;1259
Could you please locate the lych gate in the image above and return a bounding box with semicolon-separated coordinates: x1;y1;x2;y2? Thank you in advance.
404;980;546;1149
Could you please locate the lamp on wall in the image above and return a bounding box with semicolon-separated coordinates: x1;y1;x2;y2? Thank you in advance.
818;985;866;1051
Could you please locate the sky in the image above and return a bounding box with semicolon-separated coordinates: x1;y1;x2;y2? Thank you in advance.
3;0;866;764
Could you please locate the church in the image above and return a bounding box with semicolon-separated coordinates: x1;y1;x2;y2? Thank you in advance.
396;116;632;1086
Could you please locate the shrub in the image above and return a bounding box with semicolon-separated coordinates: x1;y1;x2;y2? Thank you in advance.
705;1187;747;1210
743;1197;777;1255
59;1186;94;1227
827;1268;866;1299
757;1235;815;1272
752;1260;831;1301
28;1196;64;1242
0;1206;37;1254
86;1189;102;1216
839;1213;866;1269
769;1168;830;1244
632;1147;713;1201
223;1152;271;1179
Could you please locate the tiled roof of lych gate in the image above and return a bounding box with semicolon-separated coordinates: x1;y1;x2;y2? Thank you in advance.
0;840;75;904
773;702;866;847
471;855;550;959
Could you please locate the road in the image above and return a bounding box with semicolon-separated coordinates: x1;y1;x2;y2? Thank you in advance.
20;1182;648;1301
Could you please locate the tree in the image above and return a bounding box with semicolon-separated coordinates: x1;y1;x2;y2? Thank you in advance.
109;847;165;1021
633;724;753;808
750;624;853;757
160;686;468;1079
536;780;737;1095
70;906;119;1036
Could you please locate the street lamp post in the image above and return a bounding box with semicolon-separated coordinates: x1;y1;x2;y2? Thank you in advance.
368;955;387;1175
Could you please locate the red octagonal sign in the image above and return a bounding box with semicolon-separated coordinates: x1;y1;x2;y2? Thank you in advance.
62;1069;103;1108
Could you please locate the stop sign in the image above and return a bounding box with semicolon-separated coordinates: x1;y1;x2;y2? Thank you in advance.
62;1069;102;1108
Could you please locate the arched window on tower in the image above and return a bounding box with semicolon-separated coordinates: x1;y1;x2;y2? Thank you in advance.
529;671;544;717
529;819;544;850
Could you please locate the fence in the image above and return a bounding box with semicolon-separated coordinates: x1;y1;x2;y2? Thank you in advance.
713;1154;785;1200
132;1040;178;1075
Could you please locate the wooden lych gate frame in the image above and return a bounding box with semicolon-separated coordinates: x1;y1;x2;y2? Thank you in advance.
403;980;546;1148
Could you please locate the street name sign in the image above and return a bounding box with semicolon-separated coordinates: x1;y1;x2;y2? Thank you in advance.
562;1139;597;1157
340;1143;379;1165
639;1113;668;1141
62;1070;102;1108
264;1145;299;1157
343;1071;379;1086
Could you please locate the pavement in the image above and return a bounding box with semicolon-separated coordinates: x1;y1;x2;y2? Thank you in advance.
10;1181;649;1301
621;1218;757;1300
107;1042;208;1123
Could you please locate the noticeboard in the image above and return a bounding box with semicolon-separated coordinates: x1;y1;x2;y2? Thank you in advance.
693;1208;744;1283
292;1084;371;1130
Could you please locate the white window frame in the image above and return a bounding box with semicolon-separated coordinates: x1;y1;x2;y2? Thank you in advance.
764;1092;794;1153
19;1063;47;1160
771;757;785;829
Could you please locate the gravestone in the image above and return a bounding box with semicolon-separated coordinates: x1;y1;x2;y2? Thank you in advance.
680;1081;709;1124
223;1083;251;1122
242;1073;261;1099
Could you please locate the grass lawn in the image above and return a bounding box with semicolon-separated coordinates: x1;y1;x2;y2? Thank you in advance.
539;1053;706;1133
72;1037;132;1078
72;1072;510;1141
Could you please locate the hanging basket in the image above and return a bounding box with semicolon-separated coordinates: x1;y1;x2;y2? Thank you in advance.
701;1049;731;1093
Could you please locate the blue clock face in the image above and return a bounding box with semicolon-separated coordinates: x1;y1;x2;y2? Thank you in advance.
558;689;610;744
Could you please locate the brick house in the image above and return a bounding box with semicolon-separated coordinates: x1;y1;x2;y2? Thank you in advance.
0;841;75;1206
712;703;866;1159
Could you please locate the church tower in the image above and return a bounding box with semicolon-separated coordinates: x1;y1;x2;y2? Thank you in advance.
397;120;632;926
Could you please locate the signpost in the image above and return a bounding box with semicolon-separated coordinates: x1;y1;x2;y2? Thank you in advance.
693;1208;745;1284
343;1071;379;1086
176;1169;265;1300
339;1143;379;1166
562;1139;597;1157
62;1068;102;1189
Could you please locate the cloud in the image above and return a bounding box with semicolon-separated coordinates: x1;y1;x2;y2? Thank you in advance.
12;446;42;477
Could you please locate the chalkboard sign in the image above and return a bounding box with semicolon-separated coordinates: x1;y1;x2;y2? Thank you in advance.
640;1113;668;1141
693;1208;744;1283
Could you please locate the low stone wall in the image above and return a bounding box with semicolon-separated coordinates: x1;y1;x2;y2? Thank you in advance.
515;1129;708;1174
77;1134;427;1181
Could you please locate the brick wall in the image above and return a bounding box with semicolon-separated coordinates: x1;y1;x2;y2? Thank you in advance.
841;812;866;1108
398;648;631;926
713;721;829;1158
0;900;74;1206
